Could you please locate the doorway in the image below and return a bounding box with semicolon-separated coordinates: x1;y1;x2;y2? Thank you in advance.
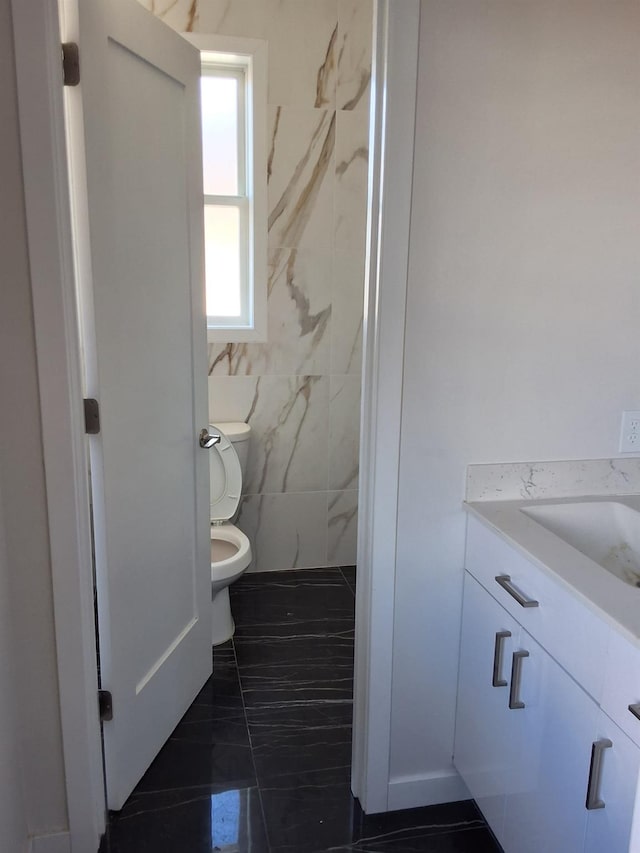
68;0;373;822
10;0;420;846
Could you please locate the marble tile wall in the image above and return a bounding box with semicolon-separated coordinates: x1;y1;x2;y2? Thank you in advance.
140;0;372;571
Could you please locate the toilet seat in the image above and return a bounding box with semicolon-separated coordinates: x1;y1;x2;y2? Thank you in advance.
209;425;242;523
210;523;251;581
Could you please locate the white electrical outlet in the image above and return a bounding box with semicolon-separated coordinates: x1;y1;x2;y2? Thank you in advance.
619;411;640;453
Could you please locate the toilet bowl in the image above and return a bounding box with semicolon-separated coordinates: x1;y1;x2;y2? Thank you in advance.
209;422;252;646
210;523;251;645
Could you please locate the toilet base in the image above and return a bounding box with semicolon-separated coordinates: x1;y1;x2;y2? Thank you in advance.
212;585;236;646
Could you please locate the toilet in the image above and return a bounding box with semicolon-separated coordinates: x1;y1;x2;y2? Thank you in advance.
209;421;252;645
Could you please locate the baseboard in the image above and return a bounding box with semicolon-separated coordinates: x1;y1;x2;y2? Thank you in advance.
28;832;71;853
387;769;470;812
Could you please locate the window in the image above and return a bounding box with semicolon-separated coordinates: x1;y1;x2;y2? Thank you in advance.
185;35;268;342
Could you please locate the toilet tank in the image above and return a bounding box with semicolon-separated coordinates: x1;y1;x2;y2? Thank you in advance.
216;421;251;477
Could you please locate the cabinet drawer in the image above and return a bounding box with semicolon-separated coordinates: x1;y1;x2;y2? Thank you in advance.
601;630;640;749
466;515;609;702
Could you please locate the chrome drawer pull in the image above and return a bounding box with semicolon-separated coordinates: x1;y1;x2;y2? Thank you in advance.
492;631;511;687
586;739;613;810
495;575;539;608
629;704;640;721
508;650;529;709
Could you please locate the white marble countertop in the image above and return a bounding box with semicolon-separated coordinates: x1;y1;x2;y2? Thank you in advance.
465;495;640;647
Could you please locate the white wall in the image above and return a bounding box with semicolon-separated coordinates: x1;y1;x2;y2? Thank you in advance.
390;0;640;794
0;1;69;838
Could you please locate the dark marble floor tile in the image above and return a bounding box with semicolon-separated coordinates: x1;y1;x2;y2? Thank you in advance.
185;668;245;721
350;800;490;851
107;786;269;853
213;638;237;667
105;571;500;853
260;767;498;853
236;569;346;586
259;765;356;853
231;571;355;638
327;826;502;852
247;700;353;781
234;617;356;645
234;616;356;643
235;636;354;707
340;565;357;593
133;712;256;794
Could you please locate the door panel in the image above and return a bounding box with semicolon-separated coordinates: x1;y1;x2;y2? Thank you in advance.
504;630;597;853
585;712;640;853
454;574;520;844
77;0;210;810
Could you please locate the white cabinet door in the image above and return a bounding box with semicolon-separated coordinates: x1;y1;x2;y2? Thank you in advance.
585;711;640;853
454;574;520;844
503;629;598;853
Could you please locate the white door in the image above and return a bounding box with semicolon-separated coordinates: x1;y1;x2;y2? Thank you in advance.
75;0;211;810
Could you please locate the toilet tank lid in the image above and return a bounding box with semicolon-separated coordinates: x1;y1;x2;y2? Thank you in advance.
215;421;251;443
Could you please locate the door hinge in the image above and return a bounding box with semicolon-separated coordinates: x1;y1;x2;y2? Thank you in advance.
62;42;80;86
83;398;101;434
98;690;113;722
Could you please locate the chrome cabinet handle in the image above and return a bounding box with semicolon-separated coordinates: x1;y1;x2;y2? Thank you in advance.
199;428;220;449
508;650;529;709
492;631;511;688
586;739;613;810
628;704;640;722
495;575;539;609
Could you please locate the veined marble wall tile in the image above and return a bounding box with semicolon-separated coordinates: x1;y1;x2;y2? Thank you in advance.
337;0;373;111
196;0;271;36
328;489;358;566
197;0;339;108
335;109;369;257
268;107;336;251
208;375;257;422
209;248;332;376
238;492;328;572
137;0;200;31
263;1;337;109
210;375;329;494
328;375;361;491
331;252;364;375
141;0;372;571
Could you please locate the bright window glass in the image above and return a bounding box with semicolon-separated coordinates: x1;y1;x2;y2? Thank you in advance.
200;74;240;196
189;34;266;343
204;205;242;317
200;62;249;328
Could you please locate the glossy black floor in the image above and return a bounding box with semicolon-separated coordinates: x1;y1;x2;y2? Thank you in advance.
101;567;502;853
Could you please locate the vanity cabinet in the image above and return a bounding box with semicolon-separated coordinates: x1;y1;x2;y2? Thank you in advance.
455;574;520;840
584;712;640;853
502;624;601;853
455;517;640;853
456;575;600;852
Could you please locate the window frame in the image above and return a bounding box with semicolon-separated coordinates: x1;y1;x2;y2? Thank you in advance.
184;33;268;343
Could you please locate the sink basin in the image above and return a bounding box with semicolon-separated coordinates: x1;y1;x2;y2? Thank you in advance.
521;501;640;588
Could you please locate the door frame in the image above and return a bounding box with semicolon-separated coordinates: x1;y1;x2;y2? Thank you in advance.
352;0;420;814
10;0;420;845
10;0;106;850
